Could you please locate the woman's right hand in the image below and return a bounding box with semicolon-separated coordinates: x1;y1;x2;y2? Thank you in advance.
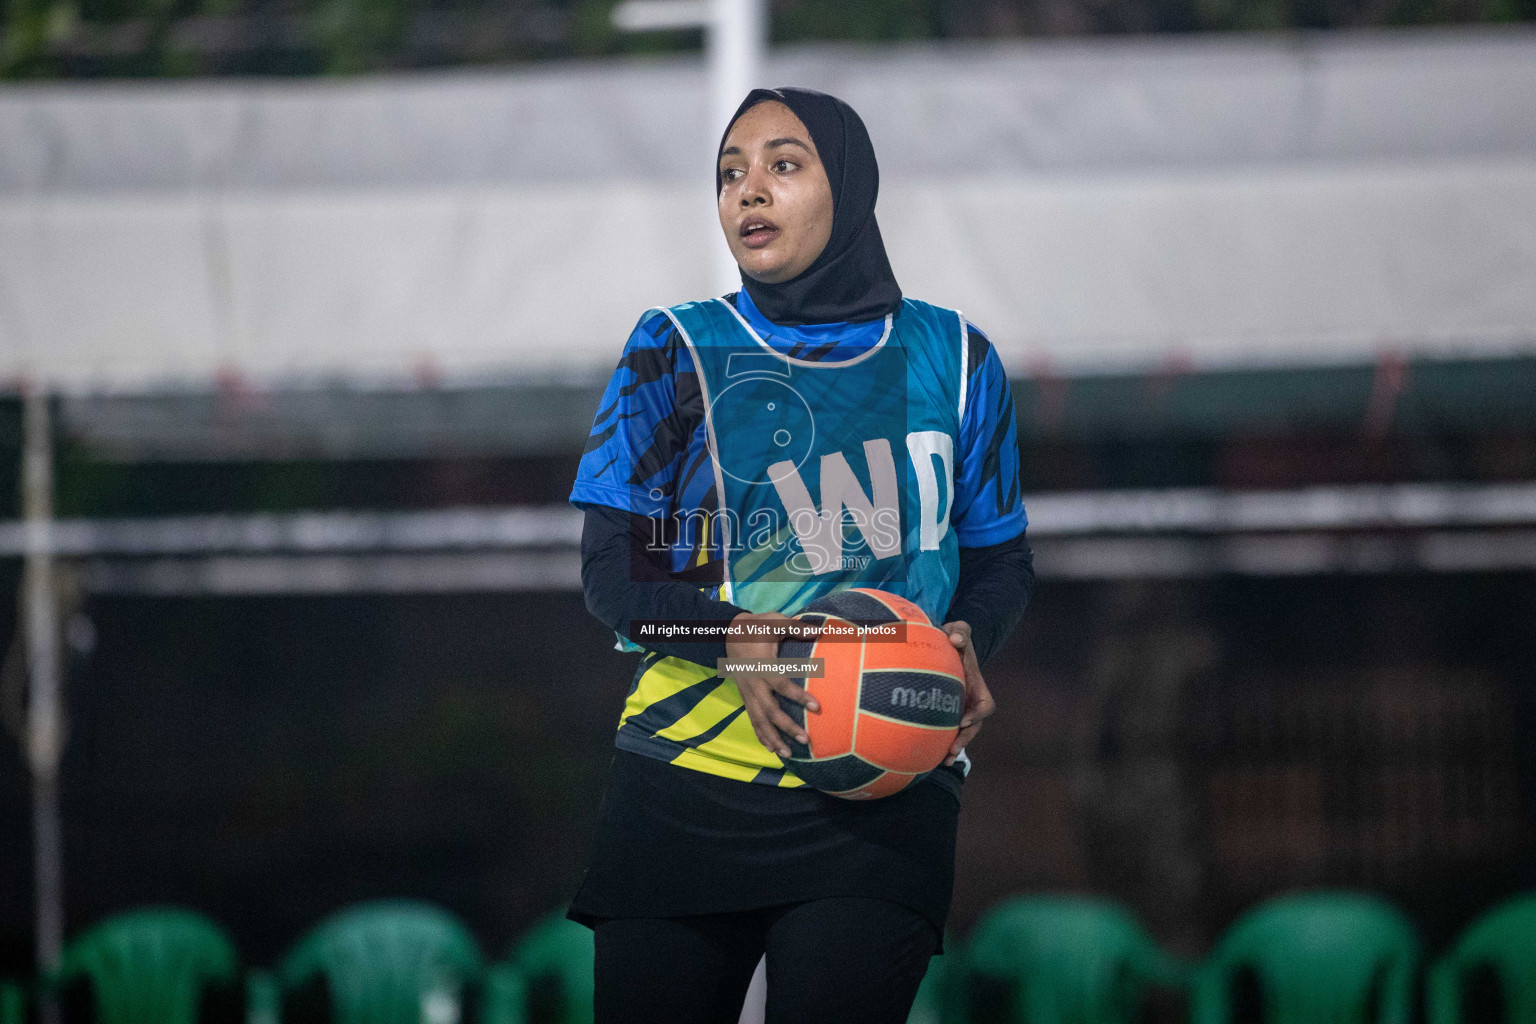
725;611;821;759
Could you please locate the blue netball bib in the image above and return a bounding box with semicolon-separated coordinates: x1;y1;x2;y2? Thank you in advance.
657;296;967;625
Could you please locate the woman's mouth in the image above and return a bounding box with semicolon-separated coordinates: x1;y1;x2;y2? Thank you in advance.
739;218;781;249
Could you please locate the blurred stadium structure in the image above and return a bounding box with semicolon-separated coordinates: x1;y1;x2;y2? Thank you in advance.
1;16;1535;1017
5;30;1536;387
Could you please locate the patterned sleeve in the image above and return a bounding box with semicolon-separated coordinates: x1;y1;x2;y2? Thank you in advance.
950;323;1028;547
569;311;701;517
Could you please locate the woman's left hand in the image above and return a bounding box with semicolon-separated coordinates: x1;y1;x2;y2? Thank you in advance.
941;620;994;766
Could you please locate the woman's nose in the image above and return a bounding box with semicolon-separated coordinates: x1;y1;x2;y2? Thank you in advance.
739;167;769;205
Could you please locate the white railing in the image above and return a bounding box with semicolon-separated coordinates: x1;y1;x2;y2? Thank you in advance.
4;482;1536;592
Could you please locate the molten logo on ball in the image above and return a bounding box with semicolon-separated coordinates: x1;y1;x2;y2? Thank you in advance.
891;686;961;716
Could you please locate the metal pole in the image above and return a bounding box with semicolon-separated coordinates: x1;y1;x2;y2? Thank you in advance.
707;0;765;296
612;0;766;296
22;382;64;1021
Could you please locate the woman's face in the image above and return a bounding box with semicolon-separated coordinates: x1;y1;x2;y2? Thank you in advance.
718;101;834;285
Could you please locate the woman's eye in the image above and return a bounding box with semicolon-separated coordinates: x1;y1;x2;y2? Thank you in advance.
773;160;797;173
721;167;743;181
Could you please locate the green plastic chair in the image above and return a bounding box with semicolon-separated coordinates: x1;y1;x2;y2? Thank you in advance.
52;907;240;1024
1191;891;1418;1024
478;964;528;1024
1;980;26;1024
962;895;1183;1024
280;900;485;1024
506;913;593;1024
1428;893;1536;1024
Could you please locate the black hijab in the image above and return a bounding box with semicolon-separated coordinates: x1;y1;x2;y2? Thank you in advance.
717;87;902;327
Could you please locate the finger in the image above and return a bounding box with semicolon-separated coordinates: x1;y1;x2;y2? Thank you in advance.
763;702;809;744
959;673;994;727
947;708;989;760
735;680;789;757
741;676;808;746
951;700;994;750
946;719;983;763
768;678;820;713
740;674;816;717
966;688;997;726
948;677;994;764
957;642;986;710
745;701;792;759
745;691;801;756
946;627;969;649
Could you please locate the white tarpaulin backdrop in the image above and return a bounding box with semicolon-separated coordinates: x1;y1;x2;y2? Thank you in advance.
2;28;1535;390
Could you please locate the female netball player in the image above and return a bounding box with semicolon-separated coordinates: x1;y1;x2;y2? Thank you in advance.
569;87;1034;1024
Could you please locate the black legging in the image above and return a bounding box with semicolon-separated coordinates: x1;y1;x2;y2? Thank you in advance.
593;897;940;1024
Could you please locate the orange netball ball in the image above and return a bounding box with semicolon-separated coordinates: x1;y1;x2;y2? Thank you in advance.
777;588;965;800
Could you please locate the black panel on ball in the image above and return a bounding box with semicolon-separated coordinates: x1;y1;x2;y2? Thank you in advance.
777;698;811;759
790;753;885;794
858;670;965;727
804;589;900;625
